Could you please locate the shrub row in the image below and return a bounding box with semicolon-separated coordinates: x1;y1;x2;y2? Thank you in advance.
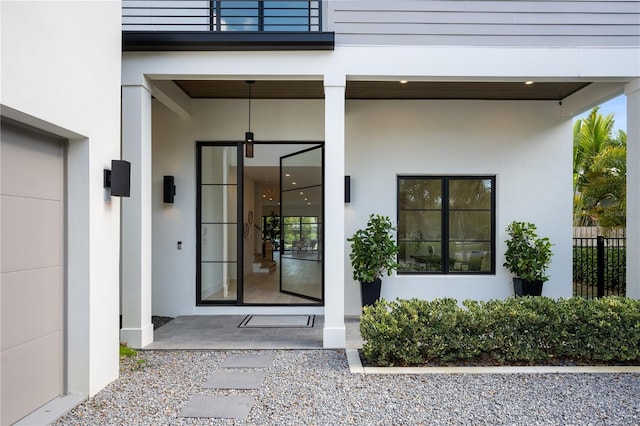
360;296;640;367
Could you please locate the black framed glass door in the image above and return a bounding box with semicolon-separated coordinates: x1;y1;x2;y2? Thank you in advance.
197;142;323;305
279;145;323;301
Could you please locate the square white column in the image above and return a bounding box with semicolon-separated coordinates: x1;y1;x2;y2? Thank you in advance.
120;85;154;348
323;75;347;348
625;79;640;299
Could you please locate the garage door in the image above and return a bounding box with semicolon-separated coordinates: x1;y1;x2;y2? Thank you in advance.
1;121;65;425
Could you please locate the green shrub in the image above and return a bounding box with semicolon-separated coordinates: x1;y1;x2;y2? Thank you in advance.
360;296;640;366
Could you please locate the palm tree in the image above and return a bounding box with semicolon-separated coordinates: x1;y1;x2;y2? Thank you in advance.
573;107;626;229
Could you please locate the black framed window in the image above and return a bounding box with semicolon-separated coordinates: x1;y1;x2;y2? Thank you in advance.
397;176;495;274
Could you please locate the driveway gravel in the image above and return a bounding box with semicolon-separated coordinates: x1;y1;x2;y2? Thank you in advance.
54;350;640;425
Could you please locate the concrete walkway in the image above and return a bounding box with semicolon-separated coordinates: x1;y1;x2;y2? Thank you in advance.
143;315;365;350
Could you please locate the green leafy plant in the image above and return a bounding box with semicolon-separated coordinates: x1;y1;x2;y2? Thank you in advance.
263;210;280;242
347;214;399;283
360;296;640;367
120;343;137;358
120;343;148;370
503;221;553;282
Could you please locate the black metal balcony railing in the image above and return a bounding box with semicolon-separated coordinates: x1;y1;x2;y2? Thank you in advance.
123;0;321;32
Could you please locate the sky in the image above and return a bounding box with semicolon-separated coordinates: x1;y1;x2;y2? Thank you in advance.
574;94;627;134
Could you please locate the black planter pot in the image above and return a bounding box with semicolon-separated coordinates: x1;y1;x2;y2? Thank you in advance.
360;278;382;307
513;278;544;297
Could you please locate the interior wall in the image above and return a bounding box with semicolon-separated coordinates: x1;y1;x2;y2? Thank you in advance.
152;98;325;316
344;99;573;315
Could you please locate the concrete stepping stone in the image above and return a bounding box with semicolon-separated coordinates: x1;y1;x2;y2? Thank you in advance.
221;353;275;368
204;371;266;389
178;395;254;419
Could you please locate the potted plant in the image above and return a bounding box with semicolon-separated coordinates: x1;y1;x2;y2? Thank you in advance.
263;211;280;245
503;221;553;296
347;214;399;306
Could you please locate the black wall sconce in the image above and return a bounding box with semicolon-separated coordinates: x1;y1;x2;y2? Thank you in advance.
104;160;131;197
163;175;176;203
345;175;351;203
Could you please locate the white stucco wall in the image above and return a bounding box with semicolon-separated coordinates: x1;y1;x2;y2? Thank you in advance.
345;100;573;314
152;95;572;317
1;1;121;396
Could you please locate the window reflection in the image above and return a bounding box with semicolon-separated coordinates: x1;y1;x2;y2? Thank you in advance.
398;176;495;274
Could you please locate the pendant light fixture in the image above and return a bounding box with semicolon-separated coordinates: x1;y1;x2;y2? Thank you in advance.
245;80;255;158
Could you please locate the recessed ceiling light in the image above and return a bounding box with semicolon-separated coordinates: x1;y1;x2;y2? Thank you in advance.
292;182;297;185
400;80;408;84
285;172;290;177
525;81;534;85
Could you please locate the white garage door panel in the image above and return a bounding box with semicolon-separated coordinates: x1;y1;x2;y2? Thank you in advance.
0;123;63;200
0;332;63;425
1;266;62;351
1;196;61;273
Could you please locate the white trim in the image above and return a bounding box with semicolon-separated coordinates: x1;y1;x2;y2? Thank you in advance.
346;350;640;375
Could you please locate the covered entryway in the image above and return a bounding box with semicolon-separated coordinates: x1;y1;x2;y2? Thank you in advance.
1;120;65;425
120;74;348;349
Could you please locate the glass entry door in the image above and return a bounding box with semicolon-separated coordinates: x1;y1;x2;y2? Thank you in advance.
279;145;323;301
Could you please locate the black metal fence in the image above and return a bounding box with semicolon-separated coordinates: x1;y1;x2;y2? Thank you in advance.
573;235;626;298
123;0;322;32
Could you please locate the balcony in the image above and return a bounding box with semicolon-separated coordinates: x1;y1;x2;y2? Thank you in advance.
122;0;334;51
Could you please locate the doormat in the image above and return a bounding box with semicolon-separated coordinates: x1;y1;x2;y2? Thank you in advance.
238;315;315;328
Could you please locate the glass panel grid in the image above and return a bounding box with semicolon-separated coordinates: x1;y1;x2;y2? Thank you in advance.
398;176;495;275
198;144;238;304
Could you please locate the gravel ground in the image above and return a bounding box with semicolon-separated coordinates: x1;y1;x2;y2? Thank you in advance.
55;350;640;425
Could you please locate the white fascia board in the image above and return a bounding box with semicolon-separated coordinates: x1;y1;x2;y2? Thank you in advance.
341;46;640;80
122;50;341;82
123;46;638;85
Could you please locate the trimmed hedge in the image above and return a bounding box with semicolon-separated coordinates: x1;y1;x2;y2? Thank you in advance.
360;297;640;367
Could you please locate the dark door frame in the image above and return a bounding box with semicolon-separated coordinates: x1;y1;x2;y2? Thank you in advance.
196;141;324;306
